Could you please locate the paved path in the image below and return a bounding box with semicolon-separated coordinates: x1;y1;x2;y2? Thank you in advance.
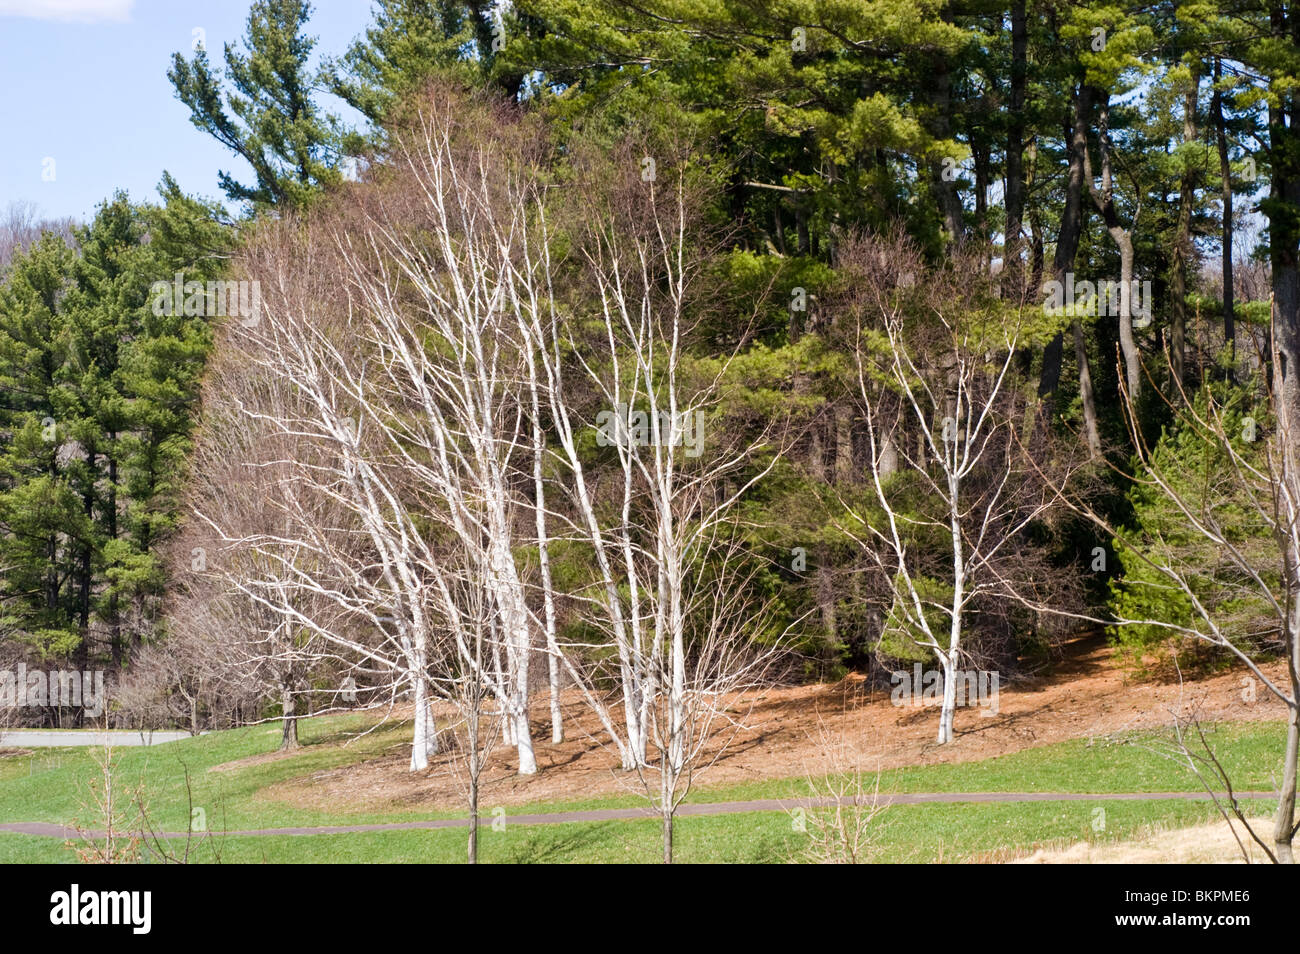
0;729;192;747
0;790;1274;839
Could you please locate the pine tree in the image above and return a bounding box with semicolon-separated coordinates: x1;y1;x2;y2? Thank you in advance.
0;232;87;661
324;0;488;128
0;187;230;673
168;0;344;210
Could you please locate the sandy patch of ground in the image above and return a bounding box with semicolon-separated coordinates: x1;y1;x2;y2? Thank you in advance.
1007;815;1276;863
209;745;315;773
251;633;1288;815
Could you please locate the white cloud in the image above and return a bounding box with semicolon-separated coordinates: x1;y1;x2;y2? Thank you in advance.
0;0;133;23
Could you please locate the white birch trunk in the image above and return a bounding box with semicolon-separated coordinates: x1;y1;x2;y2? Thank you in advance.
409;670;437;772
939;475;965;746
529;376;564;745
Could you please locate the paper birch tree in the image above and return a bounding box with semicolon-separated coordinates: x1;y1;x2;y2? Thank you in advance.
842;232;1080;744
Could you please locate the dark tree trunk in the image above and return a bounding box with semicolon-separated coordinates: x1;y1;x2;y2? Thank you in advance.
280;682;299;750
927;34;963;244
1213;57;1236;375
1269;22;1300;443
1269;3;1300;866
1004;0;1028;301
468;755;479;865
108;448;122;669
662;808;674;864
1039;86;1091;409
1171;66;1200;398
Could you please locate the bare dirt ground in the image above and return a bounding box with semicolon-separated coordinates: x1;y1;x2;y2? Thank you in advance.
248;633;1289;816
1005;815;1276;863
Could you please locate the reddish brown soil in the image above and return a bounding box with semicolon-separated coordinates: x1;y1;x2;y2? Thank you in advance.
256;633;1289;815
209;747;306;773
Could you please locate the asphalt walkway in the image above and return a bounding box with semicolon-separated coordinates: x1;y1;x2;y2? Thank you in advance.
0;729;191;747
0;790;1272;838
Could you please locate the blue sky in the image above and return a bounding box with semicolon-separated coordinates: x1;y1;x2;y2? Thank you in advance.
0;0;374;222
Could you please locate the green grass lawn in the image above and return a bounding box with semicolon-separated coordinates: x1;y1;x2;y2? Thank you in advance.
0;801;1245;864
0;714;1285;863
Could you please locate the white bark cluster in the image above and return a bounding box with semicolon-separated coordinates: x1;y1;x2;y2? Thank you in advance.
195;88;780;809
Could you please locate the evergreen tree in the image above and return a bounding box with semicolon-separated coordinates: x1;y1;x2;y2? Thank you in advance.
0;232;87;660
168;0;344;210
324;0;500;129
0;187;230;672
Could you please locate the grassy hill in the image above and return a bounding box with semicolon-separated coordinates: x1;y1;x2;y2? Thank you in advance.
0;714;1285;863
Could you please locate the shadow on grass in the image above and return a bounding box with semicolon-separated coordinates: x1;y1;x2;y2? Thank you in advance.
493;820;626;863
